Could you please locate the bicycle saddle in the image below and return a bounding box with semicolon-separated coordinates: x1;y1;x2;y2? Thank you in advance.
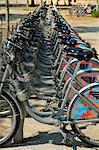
67;37;89;48
67;38;77;46
33;13;40;19
60;35;71;44
66;47;94;61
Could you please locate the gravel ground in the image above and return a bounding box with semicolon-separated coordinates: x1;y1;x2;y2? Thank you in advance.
0;7;99;150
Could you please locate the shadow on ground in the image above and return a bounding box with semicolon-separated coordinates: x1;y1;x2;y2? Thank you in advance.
3;130;98;150
74;26;99;33
0;14;26;21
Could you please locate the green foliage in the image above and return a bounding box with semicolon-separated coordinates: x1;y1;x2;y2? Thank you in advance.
91;10;99;18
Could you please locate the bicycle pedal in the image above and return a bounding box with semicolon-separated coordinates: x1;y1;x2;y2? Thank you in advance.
63;139;72;147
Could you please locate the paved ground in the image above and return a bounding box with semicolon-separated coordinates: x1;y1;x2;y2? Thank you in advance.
1;119;99;150
0;6;99;150
60;10;99;56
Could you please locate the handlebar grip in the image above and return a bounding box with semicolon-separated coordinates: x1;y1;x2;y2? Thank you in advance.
22;26;31;31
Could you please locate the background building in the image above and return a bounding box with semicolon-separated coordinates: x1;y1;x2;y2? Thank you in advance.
0;0;98;5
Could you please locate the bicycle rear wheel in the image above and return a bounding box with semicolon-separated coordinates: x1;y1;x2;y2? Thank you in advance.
69;83;99;147
0;91;20;146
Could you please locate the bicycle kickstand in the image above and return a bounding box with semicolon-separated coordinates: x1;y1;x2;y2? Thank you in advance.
59;127;78;150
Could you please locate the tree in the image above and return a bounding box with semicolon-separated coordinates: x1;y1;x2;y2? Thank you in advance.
57;0;59;5
68;0;72;6
96;0;99;10
51;0;53;4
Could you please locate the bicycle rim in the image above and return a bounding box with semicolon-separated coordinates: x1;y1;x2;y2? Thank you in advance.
0;92;20;146
69;84;99;146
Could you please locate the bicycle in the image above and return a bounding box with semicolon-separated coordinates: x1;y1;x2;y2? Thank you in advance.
24;6;99;146
0;7;43;146
0;78;21;145
69;4;88;17
0;5;99;147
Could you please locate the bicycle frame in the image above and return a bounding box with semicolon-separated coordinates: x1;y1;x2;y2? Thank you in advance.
24;57;99;124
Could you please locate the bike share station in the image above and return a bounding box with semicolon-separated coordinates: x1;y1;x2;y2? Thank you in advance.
0;1;99;149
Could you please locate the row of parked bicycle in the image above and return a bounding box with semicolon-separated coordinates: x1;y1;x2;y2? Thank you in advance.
69;4;99;17
0;4;99;147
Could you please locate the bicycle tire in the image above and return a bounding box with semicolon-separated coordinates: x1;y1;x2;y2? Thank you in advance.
0;91;20;146
69;83;99;147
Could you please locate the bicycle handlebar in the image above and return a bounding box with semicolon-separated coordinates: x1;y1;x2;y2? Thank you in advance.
15;32;31;41
7;40;22;50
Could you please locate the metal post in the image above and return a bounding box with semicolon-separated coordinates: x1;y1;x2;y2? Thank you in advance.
57;0;59;5
5;0;10;36
26;0;29;10
31;0;35;6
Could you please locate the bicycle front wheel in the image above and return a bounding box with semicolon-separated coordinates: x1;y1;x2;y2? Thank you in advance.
0;91;20;146
69;83;99;147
